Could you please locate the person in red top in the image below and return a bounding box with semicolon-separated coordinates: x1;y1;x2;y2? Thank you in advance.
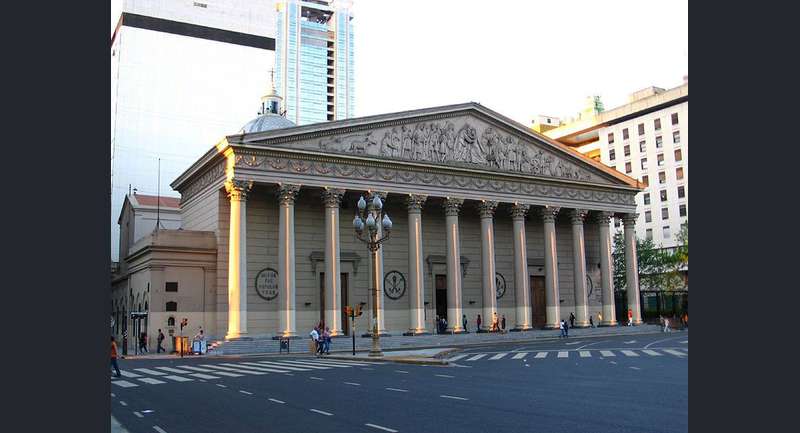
627;308;633;326
111;336;121;378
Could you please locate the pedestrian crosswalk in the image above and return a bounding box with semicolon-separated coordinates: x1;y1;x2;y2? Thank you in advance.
446;348;688;363
111;358;375;388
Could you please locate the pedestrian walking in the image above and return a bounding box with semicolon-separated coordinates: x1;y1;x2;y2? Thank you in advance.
664;317;671;333
559;320;565;338
683;312;689;329
501;315;506;332
491;312;499;332
309;327;320;356
156;329;165;353
139;331;148;353
477;314;482;331
322;327;332;354
589;315;594;328
462;314;468;332
627;308;633;326
564;319;569;338
110;336;121;378
569;312;575;328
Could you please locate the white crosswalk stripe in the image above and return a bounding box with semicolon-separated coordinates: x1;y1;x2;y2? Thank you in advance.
312;359;370;367
155;367;195;374
287;360;351;368
466;354;487;361
512;352;528;359
579;351;591;358
188;373;220;380
244;361;311;371
119;370;142;378
535;352;548;359
221;363;291;374
201;364;266;375
557;351;569;358
663;349;687;357
134;368;167;376
621;350;639;357
111;380;138;388
202;370;243;377
447;354;468;361
163;375;193;382
489;353;509;360
179;366;219;373
600;350;615;357
137;377;166;385
641;350;663;356
266;360;332;370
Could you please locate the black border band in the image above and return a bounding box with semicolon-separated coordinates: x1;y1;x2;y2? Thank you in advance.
122;12;275;50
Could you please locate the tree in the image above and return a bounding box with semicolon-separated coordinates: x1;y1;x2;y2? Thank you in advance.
613;228;686;291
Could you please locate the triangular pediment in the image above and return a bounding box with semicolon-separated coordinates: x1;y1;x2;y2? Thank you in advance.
236;103;637;187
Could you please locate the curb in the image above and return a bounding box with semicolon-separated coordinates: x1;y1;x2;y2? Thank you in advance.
323;355;449;366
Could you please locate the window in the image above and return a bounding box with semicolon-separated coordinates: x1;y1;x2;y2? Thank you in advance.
609;149;616;161
642;175;649;186
673;131;681;144
655;136;663;148
674;149;683;162
622;128;629;140
638;123;645;135
643;193;651;205
657;154;665;166
660;189;668;201
624;144;630;157
678;185;686;198
166;301;177;312
645;211;652;223
663;226;671;239
639;140;646;152
671;113;679;125
167;317;175;327
646;228;653;240
608;133;615;144
654;118;662;131
679;204;687;217
662;207;669;219
165;282;178;292
625;162;632;173
659;171;666;184
676;167;684;180
641;158;648;169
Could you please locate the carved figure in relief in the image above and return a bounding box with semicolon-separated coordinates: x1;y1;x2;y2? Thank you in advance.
380;127;401;158
320;132;376;154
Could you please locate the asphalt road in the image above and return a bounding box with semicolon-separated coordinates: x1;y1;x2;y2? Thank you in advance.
111;332;688;433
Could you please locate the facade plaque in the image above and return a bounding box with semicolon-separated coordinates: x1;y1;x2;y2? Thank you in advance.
255;268;279;301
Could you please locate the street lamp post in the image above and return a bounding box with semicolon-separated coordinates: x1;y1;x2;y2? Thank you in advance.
352;193;392;357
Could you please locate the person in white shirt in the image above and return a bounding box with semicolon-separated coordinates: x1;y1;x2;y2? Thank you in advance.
309;328;320;355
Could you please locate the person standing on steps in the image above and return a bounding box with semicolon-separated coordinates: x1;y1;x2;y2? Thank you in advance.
156;329;165;353
462;314;468;333
627;308;633;326
501;315;506;333
559;320;565;338
491;312;499;332
477;314;482;332
570;312;575;328
110;336;121;378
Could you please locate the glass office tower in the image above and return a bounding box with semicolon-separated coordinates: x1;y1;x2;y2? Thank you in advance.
275;0;355;125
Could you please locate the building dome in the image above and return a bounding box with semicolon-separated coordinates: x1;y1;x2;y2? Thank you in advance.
239;114;296;134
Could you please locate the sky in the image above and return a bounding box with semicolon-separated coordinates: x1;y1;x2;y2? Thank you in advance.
111;0;688;126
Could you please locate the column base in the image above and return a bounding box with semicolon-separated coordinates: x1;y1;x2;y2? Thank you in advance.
402;331;432;336
510;326;534;332
599;321;618;327
225;333;252;341
573;321;591;328
361;333;392;338
330;334;351;339
543;324;560;330
271;335;302;340
444;328;467;334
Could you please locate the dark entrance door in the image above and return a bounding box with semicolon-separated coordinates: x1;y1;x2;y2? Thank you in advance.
435;274;447;322
319;273;326;327
340;273;349;335
531;275;546;328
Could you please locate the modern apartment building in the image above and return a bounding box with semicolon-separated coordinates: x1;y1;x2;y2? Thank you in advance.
541;80;688;250
275;0;355;125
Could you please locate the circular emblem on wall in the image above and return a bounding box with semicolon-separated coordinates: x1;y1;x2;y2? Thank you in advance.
496;272;506;299
255;268;279;301
383;271;406;300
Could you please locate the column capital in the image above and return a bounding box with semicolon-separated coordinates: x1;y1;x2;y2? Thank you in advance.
321;187;345;208
477;200;498;218
569;208;589;225
443;198;464;216
539;206;561;223
406;194;428;213
368;191;388;200
276;183;301;206
622;213;639;226
225;179;253;201
510;203;530;219
594;211;616;224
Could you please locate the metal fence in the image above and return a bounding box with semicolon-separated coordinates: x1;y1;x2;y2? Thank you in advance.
615;289;688;323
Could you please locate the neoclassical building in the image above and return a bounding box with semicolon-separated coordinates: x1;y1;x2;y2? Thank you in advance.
113;96;644;347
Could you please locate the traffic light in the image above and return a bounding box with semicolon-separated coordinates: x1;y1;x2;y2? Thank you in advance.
355;304;364;317
344;306;353;317
180;318;188;330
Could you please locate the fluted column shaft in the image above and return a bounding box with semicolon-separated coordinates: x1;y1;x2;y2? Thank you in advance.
406;195;427;334
623;213;643;325
541;206;561;329
479;201;498;330
278;184;300;337
444;198;464;332
597;212;618;326
511;204;532;330
570;209;590;328
225;180;252;339
323;188;345;335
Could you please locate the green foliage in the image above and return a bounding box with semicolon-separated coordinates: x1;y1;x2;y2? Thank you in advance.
613;221;688;291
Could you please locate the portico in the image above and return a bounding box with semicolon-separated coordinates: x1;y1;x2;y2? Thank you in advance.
171;103;642;340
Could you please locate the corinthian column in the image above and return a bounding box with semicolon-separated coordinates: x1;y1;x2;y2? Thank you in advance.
405;194;428;335
541;206;561;329
510;203;532;331
444;198;465;332
322;188;345;336
570;209;590;328
623;213;642;325
596;212;617;326
478;200;498;331
224;179;252;339
277;184;300;337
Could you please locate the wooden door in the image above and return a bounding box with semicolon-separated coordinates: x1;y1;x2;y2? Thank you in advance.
531;276;546;328
340;273;349;335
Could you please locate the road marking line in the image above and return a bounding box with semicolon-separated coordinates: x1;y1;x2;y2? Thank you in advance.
435;374;454;378
576;340;607;350
600;350;615;357
466;354;487;361
395;370;409;374
310;360;363;367
201;364;265;375
239;390;253;395
447;354;468;361
642;350;663;356
624;340;636;344
188;373;219;380
629;366;641;370
134;368;167;376
609;361;617;365
119;401;128;406
512;352;528;359
621;350;639;357
112;380;138;388
286;360;348;368
564;341;583;346
309;376;324;381
155;367;194;374
284;373;294;376
365;423;399;432
663;349;687;357
221;363;289;374
680;340;688;344
557;351;569;358
111;393;116;398
268;398;285;404
263;360;331;370
489;353;509;360
163;375;193;382
133;412;144;418
344;382;361;386
120;371;142;378
644;336;681;349
310;409;333;416
579;351;591;358
216;384;227;388
386;387;408;392
249;361;311;371
179;366;218;373
137;378;166;385
440;395;468;401
153;427;168;433
314;359;371;366
535;352;548;359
